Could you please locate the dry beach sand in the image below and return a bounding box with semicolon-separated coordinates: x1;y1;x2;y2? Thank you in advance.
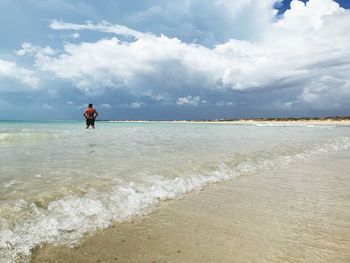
184;119;350;126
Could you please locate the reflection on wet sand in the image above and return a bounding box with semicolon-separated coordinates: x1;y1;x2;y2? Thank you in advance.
32;150;350;263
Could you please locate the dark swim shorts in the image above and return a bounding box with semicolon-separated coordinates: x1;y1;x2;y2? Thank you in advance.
86;118;95;126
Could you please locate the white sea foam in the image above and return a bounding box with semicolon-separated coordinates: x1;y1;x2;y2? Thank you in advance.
1;136;350;262
2;180;21;189
0;132;28;143
0;133;10;141
0;132;54;145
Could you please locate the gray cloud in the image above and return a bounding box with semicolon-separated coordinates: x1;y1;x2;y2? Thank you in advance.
34;1;349;106
1;0;350;120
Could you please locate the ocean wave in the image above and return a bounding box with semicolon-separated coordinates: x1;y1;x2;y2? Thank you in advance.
0;132;56;144
0;132;31;144
0;133;11;141
1;136;350;262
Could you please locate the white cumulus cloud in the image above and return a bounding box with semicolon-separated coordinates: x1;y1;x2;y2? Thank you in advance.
14;0;350;111
216;101;235;107
120;102;145;109
15;42;55;57
176;96;205;106
0;59;39;88
50;20;150;39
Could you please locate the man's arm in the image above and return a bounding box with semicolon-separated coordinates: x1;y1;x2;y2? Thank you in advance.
83;110;88;118
94;111;99;119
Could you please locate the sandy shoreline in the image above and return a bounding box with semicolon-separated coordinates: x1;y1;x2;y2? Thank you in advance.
106;119;350;125
182;120;350;125
32;150;350;263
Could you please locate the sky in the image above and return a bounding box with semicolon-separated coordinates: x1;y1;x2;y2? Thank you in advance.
0;0;350;120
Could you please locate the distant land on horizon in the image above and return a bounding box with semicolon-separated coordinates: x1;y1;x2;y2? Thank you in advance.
97;116;350;122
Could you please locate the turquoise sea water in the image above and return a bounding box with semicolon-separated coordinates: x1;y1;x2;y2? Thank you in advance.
0;121;350;262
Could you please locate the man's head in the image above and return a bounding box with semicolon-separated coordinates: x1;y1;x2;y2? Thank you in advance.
88;103;93;108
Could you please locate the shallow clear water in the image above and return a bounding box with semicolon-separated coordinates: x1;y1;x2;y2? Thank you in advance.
0;121;349;262
32;151;350;263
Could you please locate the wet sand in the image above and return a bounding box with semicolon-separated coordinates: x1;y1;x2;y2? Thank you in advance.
32;150;350;263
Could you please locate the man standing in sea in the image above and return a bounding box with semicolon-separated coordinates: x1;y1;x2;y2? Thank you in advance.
83;104;99;129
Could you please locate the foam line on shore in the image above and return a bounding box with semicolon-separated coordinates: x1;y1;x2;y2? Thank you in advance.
1;136;350;262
